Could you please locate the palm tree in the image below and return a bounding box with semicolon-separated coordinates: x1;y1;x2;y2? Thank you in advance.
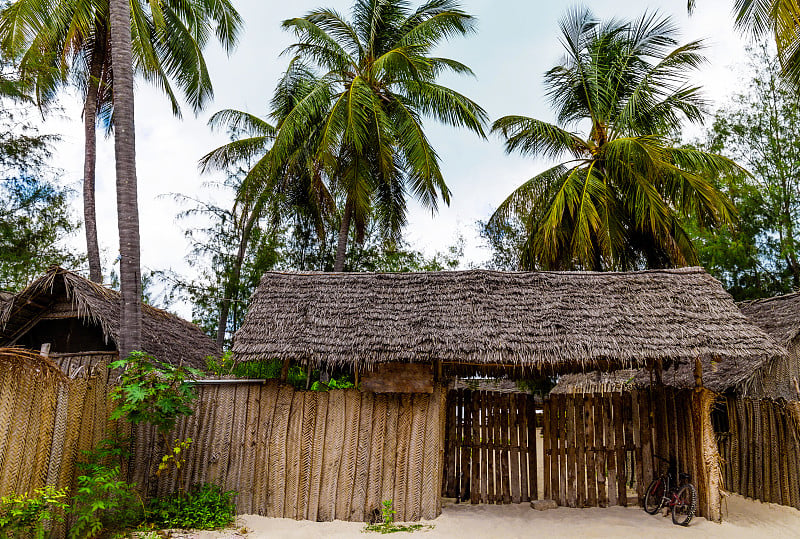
271;0;488;271
200;61;335;346
688;1;800;85
490;9;740;271
0;0;242;282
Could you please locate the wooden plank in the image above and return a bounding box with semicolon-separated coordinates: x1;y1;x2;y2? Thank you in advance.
360;363;434;393
500;394;511;504
557;394;567;505
443;391;457;498
453;390;462;501
575;395;586;507
631;391;643;505
543;397;551;501
519;395;530;502
594;392;607;508
477;391;487;504
468;391;480;504
307;392;328;521
486;392;496;504
509;393;521;503
614;392;627;507
604;394;618;506
266;385;294;518
527;396;538;501
565;395;577;508
460;390;471;503
351;391;373;522
585;394;597;507
239;386;262;514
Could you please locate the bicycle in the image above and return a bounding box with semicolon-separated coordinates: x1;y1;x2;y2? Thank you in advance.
643;455;697;526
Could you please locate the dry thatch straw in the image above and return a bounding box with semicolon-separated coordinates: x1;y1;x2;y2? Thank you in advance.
0;346;66;382
0;267;219;368
233;268;785;378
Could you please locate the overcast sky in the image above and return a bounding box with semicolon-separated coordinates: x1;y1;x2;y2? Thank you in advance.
40;0;750;313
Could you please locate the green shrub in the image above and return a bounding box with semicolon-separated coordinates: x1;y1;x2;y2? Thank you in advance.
0;486;68;539
69;438;142;539
145;484;236;530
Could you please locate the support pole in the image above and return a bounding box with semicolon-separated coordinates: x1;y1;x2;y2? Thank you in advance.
691;358;723;522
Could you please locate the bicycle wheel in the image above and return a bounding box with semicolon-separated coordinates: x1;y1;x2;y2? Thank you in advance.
643;477;666;514
671;483;697;526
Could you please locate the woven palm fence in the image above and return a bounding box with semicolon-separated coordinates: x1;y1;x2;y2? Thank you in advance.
132;381;449;522
0;348;121;498
718;397;800;508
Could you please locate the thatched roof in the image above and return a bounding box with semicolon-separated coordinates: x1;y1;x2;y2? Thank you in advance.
233;268;784;377
738;293;800;346
551;370;639;394
0;267;219;369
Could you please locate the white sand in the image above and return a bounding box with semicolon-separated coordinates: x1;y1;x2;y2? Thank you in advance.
192;494;800;539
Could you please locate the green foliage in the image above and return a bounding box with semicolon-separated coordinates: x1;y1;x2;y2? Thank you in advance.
206;354;355;392
69;439;141;539
690;43;800;299
109;351;202;435
490;8;739;271
0;64;83;290
0;486;68;539
363;500;431;534
145;484;236;530
157;439;192;478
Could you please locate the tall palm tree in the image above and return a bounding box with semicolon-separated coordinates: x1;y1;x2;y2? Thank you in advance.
200;60;335;346
108;0;139;356
0;0;241;282
271;0;488;271
688;1;800;85
490;9;740;271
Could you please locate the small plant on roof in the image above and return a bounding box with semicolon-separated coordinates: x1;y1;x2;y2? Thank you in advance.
363;500;432;534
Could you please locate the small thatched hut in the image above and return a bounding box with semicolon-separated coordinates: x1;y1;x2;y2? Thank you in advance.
230;267;783;523
738;292;800;400
0;267;219;374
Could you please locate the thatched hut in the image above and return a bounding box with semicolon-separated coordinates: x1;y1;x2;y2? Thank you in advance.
230;267;783;523
738;292;800;400
0;267;219;374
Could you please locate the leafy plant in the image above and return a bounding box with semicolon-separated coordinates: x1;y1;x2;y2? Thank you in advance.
69;439;141;539
145;483;236;530
157;438;192;477
363;500;432;534
109;351;203;435
0;486;68;539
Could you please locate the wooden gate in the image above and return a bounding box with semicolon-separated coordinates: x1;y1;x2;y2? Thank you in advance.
542;391;653;508
441;389;540;504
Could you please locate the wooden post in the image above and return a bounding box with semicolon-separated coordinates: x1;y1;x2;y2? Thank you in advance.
280;358;291;382
691;359;723;522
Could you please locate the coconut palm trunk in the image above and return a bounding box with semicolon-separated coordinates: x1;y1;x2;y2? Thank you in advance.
83;25;107;283
109;0;141;356
334;196;353;272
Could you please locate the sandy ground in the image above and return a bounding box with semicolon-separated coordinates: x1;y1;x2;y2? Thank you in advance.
190;494;800;539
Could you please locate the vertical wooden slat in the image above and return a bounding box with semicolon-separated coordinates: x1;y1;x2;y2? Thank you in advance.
480;391;489;504
486;392;496;504
460;390;471;503
470;391;481;504
585;394;597;507
406;394;428;521
575;395;586;507
754;400;764;501
614;392;627;507
604;394;617;506
543;397;551;501
500;394;511;504
565;395;577;508
443;391;456;498
421;387;445;520
509;393;521;504
558;394;568;505
528;396;538;501
318;389;345;521
631;391;643;505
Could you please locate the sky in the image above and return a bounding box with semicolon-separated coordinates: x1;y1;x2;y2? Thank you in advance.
39;0;751;314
